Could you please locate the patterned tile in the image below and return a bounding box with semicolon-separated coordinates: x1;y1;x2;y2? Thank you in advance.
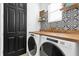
41;8;79;30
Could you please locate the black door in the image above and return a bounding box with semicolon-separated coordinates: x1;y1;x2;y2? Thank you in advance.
40;42;65;56
4;3;26;56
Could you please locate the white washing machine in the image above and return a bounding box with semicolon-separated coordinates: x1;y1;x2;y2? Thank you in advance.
40;35;79;56
27;33;40;56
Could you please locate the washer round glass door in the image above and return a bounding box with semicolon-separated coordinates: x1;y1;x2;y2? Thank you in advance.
28;36;37;56
40;42;65;56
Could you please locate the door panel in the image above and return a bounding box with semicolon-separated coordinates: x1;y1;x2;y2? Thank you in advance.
4;3;26;56
8;37;15;52
19;11;24;32
18;36;24;49
8;3;16;6
18;3;24;9
7;7;15;32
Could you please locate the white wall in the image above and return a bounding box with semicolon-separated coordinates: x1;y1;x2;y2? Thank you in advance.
27;3;49;34
39;3;50;11
0;4;1;55
27;3;40;36
0;3;3;56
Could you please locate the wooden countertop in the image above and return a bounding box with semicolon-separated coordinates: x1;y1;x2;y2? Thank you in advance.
30;31;79;42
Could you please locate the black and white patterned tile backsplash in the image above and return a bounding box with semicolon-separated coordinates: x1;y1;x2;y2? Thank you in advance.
41;8;79;30
63;8;79;30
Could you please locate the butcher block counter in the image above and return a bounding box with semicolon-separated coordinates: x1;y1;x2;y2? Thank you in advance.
30;31;79;42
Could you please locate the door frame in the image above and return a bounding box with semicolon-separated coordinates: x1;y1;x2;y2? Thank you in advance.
0;3;4;56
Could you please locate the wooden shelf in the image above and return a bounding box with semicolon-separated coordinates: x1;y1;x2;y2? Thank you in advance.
60;3;79;12
40;27;79;34
31;31;79;42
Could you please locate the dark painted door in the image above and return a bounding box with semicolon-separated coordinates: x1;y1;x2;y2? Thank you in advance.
4;3;26;56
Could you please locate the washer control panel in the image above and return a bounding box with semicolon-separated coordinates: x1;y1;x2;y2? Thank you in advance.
47;38;58;43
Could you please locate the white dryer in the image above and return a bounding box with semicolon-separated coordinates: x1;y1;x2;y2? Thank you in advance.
27;33;40;56
40;35;79;56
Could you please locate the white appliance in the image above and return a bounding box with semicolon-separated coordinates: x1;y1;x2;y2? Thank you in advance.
27;33;40;56
27;3;40;56
40;35;79;56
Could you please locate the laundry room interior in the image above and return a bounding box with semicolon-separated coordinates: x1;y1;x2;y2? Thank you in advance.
1;3;79;56
27;3;79;56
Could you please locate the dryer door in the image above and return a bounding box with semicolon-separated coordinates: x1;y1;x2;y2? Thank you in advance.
28;36;37;56
40;42;65;56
